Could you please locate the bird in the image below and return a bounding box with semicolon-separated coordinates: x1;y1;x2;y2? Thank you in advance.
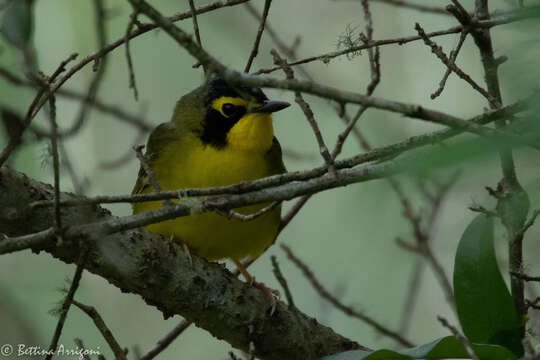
132;76;290;310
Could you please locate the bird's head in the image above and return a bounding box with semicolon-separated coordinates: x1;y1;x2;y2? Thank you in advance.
172;77;289;152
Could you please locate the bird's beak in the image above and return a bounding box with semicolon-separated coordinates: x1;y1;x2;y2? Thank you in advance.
251;100;290;113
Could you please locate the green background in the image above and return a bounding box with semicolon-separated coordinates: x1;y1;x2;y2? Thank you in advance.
1;0;539;359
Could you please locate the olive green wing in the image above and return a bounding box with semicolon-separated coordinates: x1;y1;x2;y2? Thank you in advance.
265;137;286;175
131;122;178;195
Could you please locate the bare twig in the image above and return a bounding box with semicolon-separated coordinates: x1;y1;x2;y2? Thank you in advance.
243;3;309;79
52;0;109;139
125;10;140;101
0;53;78;167
437;315;479;360
511;272;540;282
139;320;192;360
253;6;536;76
332;0;380;160
48;93;62;232
281;244;414;347
431;30;468;99
188;0;203;48
415;23;497;107
244;0;273;73
271;256;295;308
122;3;537;148
72;301;127;360
15;0;251;141
133;145;162;193
471;1;529;336
218;201;281;221
25;95;531;212
46;261;86;359
271;50;335;172
0;67;153;132
397;174;461;312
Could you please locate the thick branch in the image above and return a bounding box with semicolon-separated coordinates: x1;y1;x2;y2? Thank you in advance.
0;167;364;360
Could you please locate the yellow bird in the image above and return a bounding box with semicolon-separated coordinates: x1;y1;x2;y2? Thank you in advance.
132;77;289;305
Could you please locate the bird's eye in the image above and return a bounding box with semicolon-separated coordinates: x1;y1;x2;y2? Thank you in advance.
222;103;236;117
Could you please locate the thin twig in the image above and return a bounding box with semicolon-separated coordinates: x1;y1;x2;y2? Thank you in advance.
0;53;78;167
511;272;540;282
431;29;468;100
437;315;479;360
218;201;280;221
54;0;109;139
271;255;295;308
332;0;380;160
0;67;152;132
243;3;310;79
25;95;531;211
271;50;335;172
188;0;203;48
72;301;127;360
139;320;192;360
415;23;498;107
48;93;62;232
46;260;86;359
281;244;414;347
256;25;463;75
123;2;535;147
15;0;251;143
253;6;540;75
397;174;461;312
125;10;140;101
133;145;162;193
472;0;528;336
244;0;273;73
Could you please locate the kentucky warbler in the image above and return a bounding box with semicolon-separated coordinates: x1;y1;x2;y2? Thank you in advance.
132;77;289;304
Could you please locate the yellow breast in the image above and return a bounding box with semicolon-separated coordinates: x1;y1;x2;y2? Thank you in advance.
133;115;281;261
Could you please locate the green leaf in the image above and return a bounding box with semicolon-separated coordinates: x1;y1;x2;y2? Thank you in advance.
453;214;523;356
1;0;33;48
321;336;517;360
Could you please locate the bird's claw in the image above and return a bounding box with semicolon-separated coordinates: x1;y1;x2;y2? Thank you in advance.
252;279;280;315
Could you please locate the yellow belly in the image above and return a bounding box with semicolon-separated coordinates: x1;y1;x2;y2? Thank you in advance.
133;136;281;261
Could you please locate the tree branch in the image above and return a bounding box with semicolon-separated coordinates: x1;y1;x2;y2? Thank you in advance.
0;167;364;360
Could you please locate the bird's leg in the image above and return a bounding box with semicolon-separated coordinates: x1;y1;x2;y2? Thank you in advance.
233;259;280;315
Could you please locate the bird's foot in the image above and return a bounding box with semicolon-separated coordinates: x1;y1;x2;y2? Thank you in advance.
233;259;280;315
252;277;280;315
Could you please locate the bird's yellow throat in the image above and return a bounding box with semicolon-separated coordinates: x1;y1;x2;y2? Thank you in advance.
211;96;274;152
